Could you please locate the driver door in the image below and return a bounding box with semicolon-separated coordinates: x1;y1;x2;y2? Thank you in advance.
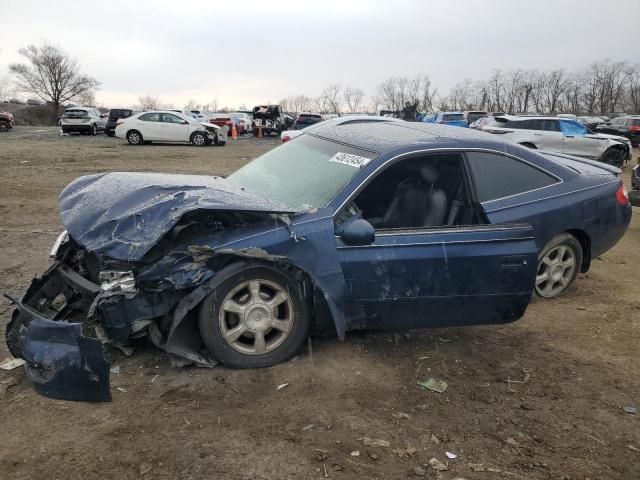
335;152;538;331
161;113;190;142
560;120;602;158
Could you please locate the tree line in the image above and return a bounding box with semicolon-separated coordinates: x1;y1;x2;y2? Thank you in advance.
3;41;639;118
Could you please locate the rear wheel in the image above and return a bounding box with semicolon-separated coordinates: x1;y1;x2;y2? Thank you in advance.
127;130;143;145
535;233;582;298
106;130;115;137
600;148;624;167
90;124;97;135
0;121;9;132
198;265;309;368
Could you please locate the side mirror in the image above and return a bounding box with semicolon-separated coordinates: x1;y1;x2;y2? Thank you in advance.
181;120;188;124
340;219;375;246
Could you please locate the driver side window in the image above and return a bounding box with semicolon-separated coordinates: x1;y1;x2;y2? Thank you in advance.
350;153;481;230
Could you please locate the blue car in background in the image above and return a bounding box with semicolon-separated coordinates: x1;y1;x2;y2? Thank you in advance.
423;111;468;127
6;119;632;401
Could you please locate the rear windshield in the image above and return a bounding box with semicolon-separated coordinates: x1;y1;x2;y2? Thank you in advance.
63;109;89;117
633;119;640;126
442;114;464;121
297;115;322;124
109;109;132;119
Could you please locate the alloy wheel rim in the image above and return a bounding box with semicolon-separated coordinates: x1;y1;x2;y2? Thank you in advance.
130;133;139;144
218;279;294;355
194;134;205;145
536;245;576;297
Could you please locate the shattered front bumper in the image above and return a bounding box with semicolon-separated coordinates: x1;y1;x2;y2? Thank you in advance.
5;263;111;402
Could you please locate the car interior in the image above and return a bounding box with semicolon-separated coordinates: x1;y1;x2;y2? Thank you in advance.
348;153;484;230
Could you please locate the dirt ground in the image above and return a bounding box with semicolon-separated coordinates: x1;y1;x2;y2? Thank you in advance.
0;127;638;480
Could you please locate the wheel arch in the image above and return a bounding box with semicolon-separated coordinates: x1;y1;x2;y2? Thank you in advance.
566;228;591;272
152;257;335;365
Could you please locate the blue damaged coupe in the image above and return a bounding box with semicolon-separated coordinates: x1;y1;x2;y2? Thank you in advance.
5;118;632;401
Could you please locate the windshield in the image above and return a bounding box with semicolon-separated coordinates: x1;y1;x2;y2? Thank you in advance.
227;134;377;210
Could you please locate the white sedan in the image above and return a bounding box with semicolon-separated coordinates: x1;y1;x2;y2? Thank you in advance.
115;111;225;146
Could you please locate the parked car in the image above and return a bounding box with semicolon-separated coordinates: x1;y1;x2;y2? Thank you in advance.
577;116;607;131
115;110;224;146
0;110;15;131
252;104;286;136
469;116;498;130
281;115;404;143
105;109;134;137
463;111;488;125
630;162;640;207
423;112;468;127
26;98;44;106
486;116;632;166
596;115;640;146
208;114;236;138
293;113;324;130
230;112;252;134
60;107;107;135
6;121;631;401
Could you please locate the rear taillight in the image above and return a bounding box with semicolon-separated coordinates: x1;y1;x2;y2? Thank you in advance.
628;125;640;132
282;135;290;143
616;183;629;206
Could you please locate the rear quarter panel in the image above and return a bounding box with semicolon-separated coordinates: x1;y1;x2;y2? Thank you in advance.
483;173;631;260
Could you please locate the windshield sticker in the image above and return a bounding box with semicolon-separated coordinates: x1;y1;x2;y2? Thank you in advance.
329;152;372;169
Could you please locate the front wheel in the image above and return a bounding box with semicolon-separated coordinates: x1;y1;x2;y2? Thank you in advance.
600;148;624;167
0;121;9;132
191;131;207;146
535;233;582;298
90;124;97;135
198;265;309;368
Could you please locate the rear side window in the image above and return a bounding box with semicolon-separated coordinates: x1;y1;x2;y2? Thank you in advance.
139;113;161;122
530;119;560;132
633;119;640;127
442;113;464;121
466;152;558;202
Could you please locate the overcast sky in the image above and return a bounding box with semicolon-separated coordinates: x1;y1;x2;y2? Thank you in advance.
1;0;639;109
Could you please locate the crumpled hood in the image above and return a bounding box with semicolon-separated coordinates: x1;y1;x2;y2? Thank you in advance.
59;172;294;261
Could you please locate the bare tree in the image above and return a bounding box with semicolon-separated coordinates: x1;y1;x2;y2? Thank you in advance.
320;84;342;114
9;42;100;120
0;75;12;100
343;87;365;112
137;95;161;110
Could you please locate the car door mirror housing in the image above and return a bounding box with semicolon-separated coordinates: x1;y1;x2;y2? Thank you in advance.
340;219;375;245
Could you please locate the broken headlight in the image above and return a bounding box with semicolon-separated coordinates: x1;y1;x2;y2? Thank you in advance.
50;231;69;258
99;270;136;293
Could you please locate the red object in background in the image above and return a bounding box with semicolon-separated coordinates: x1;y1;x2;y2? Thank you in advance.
208;116;236;137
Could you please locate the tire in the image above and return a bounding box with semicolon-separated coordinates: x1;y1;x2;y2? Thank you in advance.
127;130;143;145
217;141;226;146
90;124;97;135
106;130;115;137
535;233;583;298
198;265;310;368
600;148;624;167
0;121;9;132
520;142;537;149
191;131;207;147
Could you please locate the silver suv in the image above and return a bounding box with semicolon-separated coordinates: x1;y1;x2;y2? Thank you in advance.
60;107;107;135
485;116;632;166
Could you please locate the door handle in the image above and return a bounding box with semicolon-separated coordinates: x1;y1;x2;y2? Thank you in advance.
565;135;574;138
534;133;542;136
500;255;529;268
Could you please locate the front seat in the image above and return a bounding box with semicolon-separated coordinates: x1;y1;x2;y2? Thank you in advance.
382;165;447;228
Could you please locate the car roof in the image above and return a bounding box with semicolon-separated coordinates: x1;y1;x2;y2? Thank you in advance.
307;120;513;154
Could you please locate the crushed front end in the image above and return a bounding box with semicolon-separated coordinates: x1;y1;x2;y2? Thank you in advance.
5;231;197;402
